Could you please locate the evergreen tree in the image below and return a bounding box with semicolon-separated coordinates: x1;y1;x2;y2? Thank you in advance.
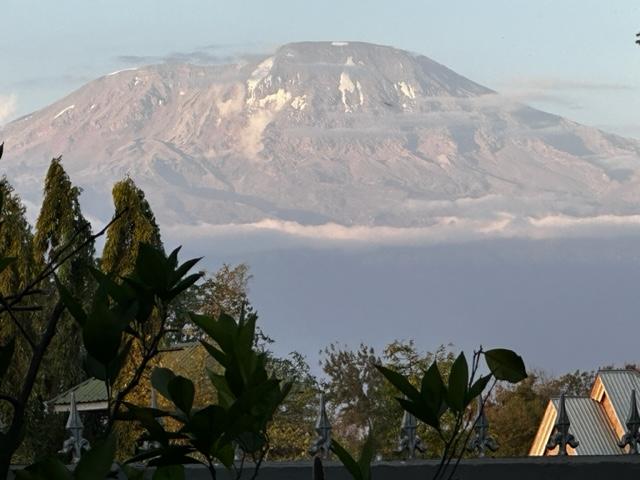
0;177;40;463
100;177;163;457
100;177;163;276
33;157;95;397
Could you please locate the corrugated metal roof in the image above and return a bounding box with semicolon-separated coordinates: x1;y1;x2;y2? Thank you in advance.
598;370;640;429
550;397;620;455
48;342;218;409
49;377;108;406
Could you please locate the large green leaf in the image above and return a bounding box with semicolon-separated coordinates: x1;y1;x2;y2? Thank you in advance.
171;257;202;284
331;440;362;480
398;397;440;431
82;303;123;365
151;367;177;401
446;352;469;412
468;374;492;402
357;434;374;480
375;365;420;401
166;273;202;302
167;246;182;272
421;361;446;416
83;354;107;382
0;336;15;381
73;435;116;480
55;278;87;326
485;349;527;383
105;340;133;384
136;243;169;287
168;375;195;416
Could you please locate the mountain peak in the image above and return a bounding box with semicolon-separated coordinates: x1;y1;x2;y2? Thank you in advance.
1;42;639;229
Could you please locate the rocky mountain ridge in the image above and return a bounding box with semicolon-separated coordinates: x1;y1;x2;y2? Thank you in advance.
2;41;640;228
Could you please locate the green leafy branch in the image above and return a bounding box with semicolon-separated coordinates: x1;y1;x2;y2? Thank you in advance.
375;347;527;480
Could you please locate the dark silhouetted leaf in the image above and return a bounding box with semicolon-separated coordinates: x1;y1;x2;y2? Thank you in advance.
168;375;195;415
74;435;116;480
375;365;420;401
485;349;527;383
446;352;468;412
152;367;177;401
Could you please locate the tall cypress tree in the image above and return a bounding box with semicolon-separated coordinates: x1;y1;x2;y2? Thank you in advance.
0;177;40;462
100;177;163;457
100;177;163;276
33;157;95;397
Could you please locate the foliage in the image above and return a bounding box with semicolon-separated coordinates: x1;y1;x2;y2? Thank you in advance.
0;170;120;477
167;263;254;344
98;177;164;456
321;341;456;459
29;158;96;458
123;310;292;479
266;351;318;460
330;434;375;480
14;436;117;480
374;347;527;480
60;243;202;429
486;369;595;457
0;175;39;463
100;177;163;276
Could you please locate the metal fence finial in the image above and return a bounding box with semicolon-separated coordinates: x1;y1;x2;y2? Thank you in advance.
467;397;498;457
59;392;90;463
618;389;640;454
140;388;163;453
309;393;332;458
546;393;578;456
397;406;425;459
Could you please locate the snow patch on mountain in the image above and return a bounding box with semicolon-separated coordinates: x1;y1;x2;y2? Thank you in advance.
53;104;75;119
2;41;640;239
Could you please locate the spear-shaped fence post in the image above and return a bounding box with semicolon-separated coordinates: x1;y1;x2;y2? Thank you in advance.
309;393;332;459
467;397;498;457
396;406;425;459
618;389;640;454
546;393;578;456
59;392;90;463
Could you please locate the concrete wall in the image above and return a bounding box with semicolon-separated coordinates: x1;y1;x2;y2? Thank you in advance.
12;457;640;479
192;456;640;480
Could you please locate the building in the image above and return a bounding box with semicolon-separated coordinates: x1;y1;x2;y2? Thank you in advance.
47;343;215;413
530;369;640;456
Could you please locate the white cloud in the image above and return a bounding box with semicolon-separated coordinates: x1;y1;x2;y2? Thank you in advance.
162;213;640;255
0;94;17;124
495;77;637;111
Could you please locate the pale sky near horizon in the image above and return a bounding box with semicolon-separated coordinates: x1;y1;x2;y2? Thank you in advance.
1;0;639;138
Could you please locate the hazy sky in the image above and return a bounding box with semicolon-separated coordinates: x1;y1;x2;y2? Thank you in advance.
2;0;639;138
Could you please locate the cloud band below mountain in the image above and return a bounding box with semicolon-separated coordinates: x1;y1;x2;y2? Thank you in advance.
160;213;640;254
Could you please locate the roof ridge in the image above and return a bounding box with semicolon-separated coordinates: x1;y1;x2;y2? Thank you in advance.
597;368;640;375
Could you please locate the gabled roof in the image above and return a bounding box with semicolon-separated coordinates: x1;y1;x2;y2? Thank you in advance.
593;369;640;432
530;396;620;456
47;377;108;412
531;369;640;456
48;342;218;412
550;397;620;455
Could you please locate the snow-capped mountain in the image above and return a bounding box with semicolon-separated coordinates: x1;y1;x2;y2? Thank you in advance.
2;41;640;229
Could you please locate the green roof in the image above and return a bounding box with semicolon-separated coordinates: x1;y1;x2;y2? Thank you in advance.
48;377;108;411
550;396;620;455
48;343;217;411
597;369;640;429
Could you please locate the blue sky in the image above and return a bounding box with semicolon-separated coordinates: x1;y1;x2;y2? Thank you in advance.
1;0;639;138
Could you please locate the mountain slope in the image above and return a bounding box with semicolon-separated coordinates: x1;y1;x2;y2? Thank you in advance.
2;41;640;227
